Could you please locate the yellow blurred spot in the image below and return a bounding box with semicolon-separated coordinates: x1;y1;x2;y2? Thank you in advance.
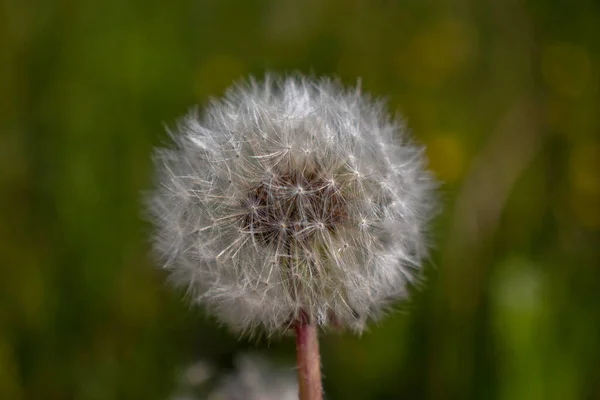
426;133;465;183
396;18;476;86
569;141;600;229
571;192;600;230
194;55;246;98
570;141;600;196
542;43;592;97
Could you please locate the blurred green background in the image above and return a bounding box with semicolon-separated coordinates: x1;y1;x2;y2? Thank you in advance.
1;0;599;399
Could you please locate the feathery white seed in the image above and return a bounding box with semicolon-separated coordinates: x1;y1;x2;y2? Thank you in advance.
147;75;437;336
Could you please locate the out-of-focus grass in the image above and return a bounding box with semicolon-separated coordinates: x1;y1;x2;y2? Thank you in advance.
1;1;599;399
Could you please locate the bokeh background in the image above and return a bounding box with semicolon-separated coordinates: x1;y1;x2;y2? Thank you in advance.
2;0;599;399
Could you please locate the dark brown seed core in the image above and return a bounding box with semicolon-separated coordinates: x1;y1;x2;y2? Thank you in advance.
240;170;347;249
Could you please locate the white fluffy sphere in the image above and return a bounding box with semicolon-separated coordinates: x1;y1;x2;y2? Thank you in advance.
148;75;437;335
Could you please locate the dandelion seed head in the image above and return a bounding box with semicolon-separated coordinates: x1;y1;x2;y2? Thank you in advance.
148;75;437;336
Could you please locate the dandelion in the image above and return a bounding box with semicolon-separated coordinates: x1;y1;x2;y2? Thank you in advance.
147;75;437;399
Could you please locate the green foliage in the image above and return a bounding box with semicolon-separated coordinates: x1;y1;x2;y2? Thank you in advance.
1;0;599;399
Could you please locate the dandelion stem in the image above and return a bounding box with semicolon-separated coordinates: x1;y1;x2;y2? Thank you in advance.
295;314;323;400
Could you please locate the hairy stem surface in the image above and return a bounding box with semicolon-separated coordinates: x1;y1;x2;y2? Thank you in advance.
295;317;323;400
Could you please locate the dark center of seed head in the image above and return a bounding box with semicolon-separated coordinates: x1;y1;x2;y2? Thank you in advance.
241;170;346;248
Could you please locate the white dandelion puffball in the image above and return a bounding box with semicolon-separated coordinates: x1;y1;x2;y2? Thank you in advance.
148;75;437;335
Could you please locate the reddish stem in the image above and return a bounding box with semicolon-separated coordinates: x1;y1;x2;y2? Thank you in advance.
294;316;323;400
